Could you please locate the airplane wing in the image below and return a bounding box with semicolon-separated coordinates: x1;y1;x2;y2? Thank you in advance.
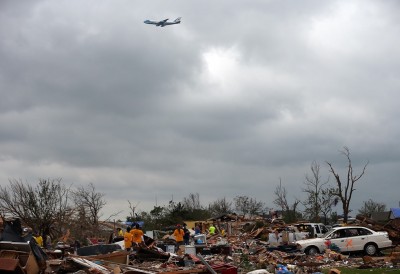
156;19;169;26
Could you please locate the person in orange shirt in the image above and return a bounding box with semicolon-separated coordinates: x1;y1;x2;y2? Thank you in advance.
131;224;145;246
124;227;133;251
173;224;185;246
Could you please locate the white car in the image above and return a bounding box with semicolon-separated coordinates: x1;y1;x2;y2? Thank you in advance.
295;226;392;256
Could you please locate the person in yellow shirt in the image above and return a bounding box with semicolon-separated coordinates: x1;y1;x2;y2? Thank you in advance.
117;227;123;237
124;227;133;251
173;224;184;246
131;224;145;246
33;232;43;247
208;224;216;235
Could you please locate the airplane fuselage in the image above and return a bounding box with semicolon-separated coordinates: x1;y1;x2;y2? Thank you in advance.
144;17;181;27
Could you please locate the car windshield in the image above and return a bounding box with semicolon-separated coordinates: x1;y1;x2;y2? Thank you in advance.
323;228;335;238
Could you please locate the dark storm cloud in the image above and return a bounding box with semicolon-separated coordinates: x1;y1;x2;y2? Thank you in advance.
1;0;400;218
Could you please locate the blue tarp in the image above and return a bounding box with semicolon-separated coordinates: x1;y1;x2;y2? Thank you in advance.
390;208;400;219
124;221;144;227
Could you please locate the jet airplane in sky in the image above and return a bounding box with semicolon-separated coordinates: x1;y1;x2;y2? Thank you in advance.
144;17;182;27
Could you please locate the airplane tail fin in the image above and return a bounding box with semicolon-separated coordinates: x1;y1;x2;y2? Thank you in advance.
174;17;182;23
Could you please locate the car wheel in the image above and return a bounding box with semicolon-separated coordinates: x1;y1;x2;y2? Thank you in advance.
305;246;319;255
364;243;377;256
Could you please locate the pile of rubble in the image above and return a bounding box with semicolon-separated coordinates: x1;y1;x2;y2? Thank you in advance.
356;214;400;245
2;216;400;274
41;244;400;274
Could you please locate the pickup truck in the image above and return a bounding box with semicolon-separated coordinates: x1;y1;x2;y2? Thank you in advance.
293;223;329;238
268;223;329;246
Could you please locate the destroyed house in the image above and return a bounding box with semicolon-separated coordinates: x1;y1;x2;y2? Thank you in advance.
208;214;238;222
371;211;391;222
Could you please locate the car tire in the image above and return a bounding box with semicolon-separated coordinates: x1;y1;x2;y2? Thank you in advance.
305;246;319;255
364;243;378;256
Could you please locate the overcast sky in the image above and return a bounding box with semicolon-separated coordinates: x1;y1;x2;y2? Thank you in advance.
1;0;399;220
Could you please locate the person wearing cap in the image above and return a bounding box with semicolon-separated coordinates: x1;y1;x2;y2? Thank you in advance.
173;224;184;246
124;227;133;251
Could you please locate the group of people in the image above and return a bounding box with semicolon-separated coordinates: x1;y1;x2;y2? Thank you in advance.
31;231;52;249
121;222;224;251
172;224;191;246
123;224;146;251
174;223;222;246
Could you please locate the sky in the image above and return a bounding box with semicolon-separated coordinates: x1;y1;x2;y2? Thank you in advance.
1;0;400;221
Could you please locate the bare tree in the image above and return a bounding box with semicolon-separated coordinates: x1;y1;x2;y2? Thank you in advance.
73;183;106;234
181;193;210;220
273;179;300;223
183;193;202;211
302;161;331;222
247;198;266;218
208;197;233;216
358;199;386;218
273;179;289;211
234;195;264;218
127;200;140;220
326;146;368;224
320;188;338;224
0;178;72;241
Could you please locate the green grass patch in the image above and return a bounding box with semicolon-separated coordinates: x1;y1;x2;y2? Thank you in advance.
321;267;400;274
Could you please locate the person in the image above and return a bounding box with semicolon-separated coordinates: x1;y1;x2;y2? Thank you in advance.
270;209;278;222
208;224;216;235
194;225;201;235
33;232;43;247
131;224;145;246
183;225;190;245
269;230;281;247
73;240;81;254
45;234;52;249
173;224;185;246
124;227;133;251
117;227;123;236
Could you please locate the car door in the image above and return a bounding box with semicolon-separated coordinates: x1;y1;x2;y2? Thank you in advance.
320;224;328;235
327;228;348;253
343;228;361;252
315;224;328;237
313;224;321;237
351;227;372;252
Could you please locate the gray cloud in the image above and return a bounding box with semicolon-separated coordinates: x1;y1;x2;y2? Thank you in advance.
1;0;399;219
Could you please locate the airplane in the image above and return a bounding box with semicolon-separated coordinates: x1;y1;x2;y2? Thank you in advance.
144;17;182;27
